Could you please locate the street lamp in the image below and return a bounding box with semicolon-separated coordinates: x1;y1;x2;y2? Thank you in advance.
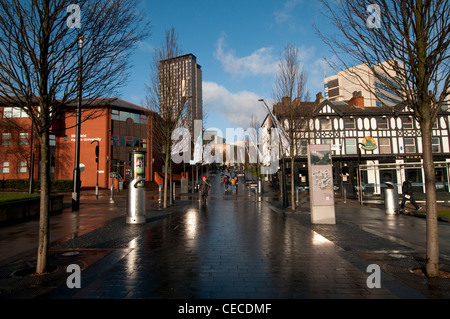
357;142;365;205
72;33;83;211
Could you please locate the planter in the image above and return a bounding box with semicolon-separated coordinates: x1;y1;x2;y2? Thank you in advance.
0;195;64;225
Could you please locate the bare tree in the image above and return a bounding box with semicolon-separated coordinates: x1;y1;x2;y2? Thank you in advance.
0;0;149;274
315;0;449;277
146;28;187;208
273;44;310;211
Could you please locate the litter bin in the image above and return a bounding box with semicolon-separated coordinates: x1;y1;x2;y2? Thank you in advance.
384;182;399;214
127;178;146;224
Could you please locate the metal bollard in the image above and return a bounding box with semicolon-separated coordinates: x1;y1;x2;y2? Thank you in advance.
384;182;399;214
109;183;115;203
343;185;347;203
126;178;146;224
158;184;162;207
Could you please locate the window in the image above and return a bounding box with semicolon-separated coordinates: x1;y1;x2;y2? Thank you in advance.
320;119;332;130
49;135;56;147
344;118;355;129
299;140;308;155
3;107;28;118
2;133;11;146
125;136;134;147
432;137;441;153
433;120;439;129
377;118;389;130
19;133;29;145
345;138;357;154
322;139;336;154
402;117;413;129
3;107;13;118
111;109;120;121
404;138;416;153
140;138;148;149
0;162;9;173
379;138;391;154
18;161;27;173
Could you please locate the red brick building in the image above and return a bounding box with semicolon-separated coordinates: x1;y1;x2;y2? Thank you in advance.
0;98;163;190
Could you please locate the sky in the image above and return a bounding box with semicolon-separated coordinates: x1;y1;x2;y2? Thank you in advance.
119;0;339;141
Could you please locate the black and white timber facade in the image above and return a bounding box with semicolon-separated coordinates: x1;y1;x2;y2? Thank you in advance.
262;93;450;199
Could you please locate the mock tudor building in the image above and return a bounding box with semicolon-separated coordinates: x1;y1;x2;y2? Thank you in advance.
0;97;163;190
263;92;450;199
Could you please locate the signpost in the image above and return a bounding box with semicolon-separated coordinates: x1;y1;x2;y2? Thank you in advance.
308;144;336;224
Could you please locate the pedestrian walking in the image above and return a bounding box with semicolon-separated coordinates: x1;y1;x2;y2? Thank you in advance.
400;177;422;212
200;175;210;204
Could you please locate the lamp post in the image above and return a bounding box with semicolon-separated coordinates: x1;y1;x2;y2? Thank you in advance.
72;33;83;211
357;142;364;205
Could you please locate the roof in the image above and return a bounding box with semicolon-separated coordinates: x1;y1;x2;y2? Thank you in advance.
271;98;445;119
0;96;154;115
82;98;153;114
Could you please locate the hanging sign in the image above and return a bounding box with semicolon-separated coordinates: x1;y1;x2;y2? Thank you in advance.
361;136;377;151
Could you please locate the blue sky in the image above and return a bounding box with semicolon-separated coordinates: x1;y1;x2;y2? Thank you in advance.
119;0;338;139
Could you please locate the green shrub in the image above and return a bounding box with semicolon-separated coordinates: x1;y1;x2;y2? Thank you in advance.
0;179;73;191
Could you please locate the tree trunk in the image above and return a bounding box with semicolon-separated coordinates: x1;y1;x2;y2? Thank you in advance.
163;150;169;208
421;125;439;277
36;130;50;275
291;156;295;211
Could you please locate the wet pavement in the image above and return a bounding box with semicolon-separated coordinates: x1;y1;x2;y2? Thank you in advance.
1;174;450;302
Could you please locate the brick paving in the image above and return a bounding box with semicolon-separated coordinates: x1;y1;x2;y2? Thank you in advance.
1;176;450;302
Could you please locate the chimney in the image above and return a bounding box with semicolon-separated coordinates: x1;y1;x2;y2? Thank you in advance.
315;92;324;104
348;91;364;108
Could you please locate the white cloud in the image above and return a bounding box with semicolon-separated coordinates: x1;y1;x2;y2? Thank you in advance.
274;0;305;31
214;36;279;77
203;81;267;129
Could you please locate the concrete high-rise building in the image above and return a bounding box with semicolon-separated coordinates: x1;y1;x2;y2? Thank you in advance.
324;61;404;107
158;53;202;125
